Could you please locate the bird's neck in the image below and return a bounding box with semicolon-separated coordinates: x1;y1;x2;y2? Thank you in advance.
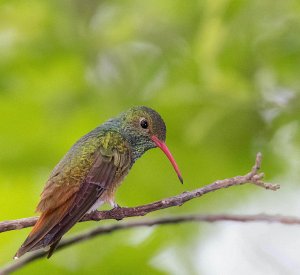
122;132;154;163
102;118;154;163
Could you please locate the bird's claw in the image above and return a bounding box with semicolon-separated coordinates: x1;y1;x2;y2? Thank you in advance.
112;203;121;210
109;200;121;209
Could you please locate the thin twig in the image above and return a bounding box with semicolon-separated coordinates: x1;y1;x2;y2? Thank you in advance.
1;213;299;275
0;153;279;234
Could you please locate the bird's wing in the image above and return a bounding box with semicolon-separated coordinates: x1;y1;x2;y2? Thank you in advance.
15;131;131;258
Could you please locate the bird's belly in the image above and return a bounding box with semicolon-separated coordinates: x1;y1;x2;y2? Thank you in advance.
86;189;117;213
87;198;105;213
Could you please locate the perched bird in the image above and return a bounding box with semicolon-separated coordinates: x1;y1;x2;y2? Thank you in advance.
15;106;183;259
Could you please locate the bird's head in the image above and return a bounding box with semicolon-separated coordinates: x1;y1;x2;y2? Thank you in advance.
120;106;183;183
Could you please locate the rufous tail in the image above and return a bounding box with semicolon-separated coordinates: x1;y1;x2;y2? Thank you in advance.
14;206;68;259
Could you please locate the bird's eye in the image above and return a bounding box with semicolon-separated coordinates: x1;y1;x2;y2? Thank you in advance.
140;118;148;129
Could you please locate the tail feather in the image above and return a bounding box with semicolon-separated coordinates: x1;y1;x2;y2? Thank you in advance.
14;213;52;258
32;181;104;254
14;202;70;259
47;238;62;259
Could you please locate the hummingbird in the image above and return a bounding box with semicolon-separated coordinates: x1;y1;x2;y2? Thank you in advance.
14;106;183;259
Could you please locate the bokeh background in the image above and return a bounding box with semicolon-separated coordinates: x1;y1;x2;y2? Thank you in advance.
1;0;300;274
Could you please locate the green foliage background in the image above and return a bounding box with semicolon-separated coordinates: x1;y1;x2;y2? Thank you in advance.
1;0;300;274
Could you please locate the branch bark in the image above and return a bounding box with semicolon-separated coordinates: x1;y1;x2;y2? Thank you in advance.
1;213;299;275
0;153;279;234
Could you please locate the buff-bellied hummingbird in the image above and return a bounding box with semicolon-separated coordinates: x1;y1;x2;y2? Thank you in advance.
14;106;183;259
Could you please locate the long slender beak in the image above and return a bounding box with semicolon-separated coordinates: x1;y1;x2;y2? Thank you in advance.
151;135;183;184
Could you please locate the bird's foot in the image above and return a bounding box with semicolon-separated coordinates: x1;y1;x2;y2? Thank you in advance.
108;201;125;220
109;200;121;209
112;203;122;210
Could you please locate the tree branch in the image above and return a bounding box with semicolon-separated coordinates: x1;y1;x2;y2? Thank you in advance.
0;153;279;234
1;213;299;275
0;153;283;274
